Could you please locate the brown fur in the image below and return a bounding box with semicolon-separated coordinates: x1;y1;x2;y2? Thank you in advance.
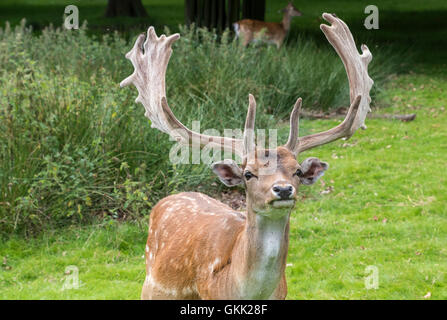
142;147;300;300
142;192;246;299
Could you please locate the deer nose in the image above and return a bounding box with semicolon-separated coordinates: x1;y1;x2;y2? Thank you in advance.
272;185;294;200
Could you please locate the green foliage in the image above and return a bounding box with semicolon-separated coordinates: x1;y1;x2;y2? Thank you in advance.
0;21;168;235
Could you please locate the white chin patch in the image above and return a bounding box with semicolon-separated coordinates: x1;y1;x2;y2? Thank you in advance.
272;200;295;208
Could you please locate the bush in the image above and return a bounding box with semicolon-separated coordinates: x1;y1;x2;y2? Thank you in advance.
0;20;406;236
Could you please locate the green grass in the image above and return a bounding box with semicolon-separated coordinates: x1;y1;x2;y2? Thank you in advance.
2;69;446;299
1;221;147;299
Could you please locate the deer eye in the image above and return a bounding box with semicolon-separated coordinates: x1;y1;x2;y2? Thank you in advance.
244;171;255;180
294;169;304;177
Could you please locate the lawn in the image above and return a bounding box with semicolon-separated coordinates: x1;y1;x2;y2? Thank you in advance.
1;0;446;300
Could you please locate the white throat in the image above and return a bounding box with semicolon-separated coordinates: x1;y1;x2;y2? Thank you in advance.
239;213;290;299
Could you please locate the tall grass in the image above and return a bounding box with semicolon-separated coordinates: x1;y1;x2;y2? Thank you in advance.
0;20;405;236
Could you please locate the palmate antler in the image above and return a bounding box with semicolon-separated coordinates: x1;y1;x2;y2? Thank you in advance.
285;13;374;154
121;13;373;159
120;28;248;158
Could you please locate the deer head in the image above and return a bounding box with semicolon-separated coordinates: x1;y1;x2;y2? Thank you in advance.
280;2;302;17
211;96;329;218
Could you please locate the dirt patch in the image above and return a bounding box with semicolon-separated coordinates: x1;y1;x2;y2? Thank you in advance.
218;189;246;211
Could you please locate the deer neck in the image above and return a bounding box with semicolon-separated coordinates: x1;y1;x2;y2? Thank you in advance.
281;13;293;32
232;200;290;299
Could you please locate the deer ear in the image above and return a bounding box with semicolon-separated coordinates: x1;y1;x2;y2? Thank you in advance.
298;157;329;185
211;159;243;187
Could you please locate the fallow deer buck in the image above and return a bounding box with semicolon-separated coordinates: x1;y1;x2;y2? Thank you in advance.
120;13;373;299
233;2;302;48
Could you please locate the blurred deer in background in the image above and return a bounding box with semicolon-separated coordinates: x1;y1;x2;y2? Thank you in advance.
120;13;373;299
233;2;302;48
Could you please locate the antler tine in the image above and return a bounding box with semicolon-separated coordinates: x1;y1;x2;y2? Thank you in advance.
294;13;373;154
120;33;146;88
243;94;257;158
296;96;361;152
121;27;244;157
284;97;302;154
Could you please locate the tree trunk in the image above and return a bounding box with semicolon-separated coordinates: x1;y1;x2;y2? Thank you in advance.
252;0;265;21
105;0;148;17
185;0;197;25
185;0;264;31
227;0;240;29
242;0;264;20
